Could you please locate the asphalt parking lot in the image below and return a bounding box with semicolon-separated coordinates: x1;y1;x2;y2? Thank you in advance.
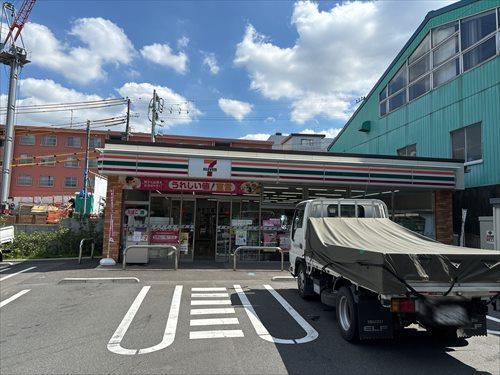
0;259;499;375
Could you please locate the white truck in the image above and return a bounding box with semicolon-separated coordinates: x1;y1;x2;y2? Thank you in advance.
289;199;500;342
0;225;15;261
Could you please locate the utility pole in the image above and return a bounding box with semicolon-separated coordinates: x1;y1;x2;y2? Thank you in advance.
125;97;131;141
150;90;157;142
82;120;90;217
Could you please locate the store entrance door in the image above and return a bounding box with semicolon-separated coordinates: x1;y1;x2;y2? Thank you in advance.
194;199;217;259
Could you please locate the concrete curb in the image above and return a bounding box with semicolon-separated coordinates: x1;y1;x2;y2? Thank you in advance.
59;277;139;284
271;275;296;281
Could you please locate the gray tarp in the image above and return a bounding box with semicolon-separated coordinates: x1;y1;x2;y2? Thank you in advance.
306;218;500;295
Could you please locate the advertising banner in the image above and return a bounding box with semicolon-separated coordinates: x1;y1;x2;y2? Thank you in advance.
150;229;180;245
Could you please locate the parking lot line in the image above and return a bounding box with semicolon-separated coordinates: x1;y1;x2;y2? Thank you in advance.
486;315;500;323
189;330;244;340
191;293;229;298
0;267;12;273
0;266;36;282
487;329;500;336
190;318;239;326
191;300;232;305
0;289;31;308
191;287;227;292
190;308;236;315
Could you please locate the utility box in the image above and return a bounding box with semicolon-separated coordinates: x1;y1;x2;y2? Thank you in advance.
478;216;494;250
490;198;500;251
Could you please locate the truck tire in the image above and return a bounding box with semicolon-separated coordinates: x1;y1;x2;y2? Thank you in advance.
297;263;313;299
336;287;359;342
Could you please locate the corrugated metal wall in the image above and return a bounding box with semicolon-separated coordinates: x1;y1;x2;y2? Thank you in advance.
330;0;500;188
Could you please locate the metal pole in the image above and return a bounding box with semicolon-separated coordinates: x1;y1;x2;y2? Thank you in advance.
0;56;20;211
82;120;90;217
151;90;157;143
125;98;130;141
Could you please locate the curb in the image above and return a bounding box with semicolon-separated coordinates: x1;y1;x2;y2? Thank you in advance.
272;275;296;281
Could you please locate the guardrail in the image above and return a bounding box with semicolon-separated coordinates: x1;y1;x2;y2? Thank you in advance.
78;238;95;264
232;246;286;271
122;245;179;270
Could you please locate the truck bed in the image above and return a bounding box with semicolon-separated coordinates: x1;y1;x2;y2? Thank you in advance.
306;217;500;295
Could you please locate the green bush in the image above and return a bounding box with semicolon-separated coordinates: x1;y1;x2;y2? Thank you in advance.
3;222;103;259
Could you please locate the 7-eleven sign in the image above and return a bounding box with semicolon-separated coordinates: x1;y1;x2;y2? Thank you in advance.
189;158;231;178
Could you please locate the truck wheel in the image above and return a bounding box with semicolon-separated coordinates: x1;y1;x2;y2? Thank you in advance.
297;263;313;299
336;287;359;342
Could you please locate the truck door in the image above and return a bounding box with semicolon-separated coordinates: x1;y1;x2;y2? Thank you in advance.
290;203;306;259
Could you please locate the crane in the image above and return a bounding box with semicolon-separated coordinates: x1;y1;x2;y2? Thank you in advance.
0;0;37;212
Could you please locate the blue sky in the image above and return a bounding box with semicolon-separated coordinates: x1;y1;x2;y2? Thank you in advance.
1;0;453;140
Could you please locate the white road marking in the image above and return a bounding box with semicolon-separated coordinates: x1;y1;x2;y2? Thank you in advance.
487;329;500;336
190;308;236;315
190;318;239;326
191;293;229;298
60;277;140;283
0;267;11;273
107;285;183;355
486;315;500;323
0;289;31;308
191;287;227;292
234;284;319;344
0;266;36;281
189;330;244;339
191;300;231;305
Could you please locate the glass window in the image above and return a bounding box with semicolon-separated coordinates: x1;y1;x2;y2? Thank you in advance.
388;90;406;112
409;33;430;64
41;135;57;146
19;134;35;145
300;139;314;146
40;156;56;166
432;22;458;47
379;87;387;101
388;66;407;96
64;155;79;168
19;153;33;165
379;101;387;116
340;205;356;217
433;58;459;87
409;53;430;82
451;123;482;162
460;11;496;50
64;176;78;188
88;159;98;168
433;34;459;66
66;136;81;148
89;137;102;148
17;175;32;186
463;36;496;72
326;205;338;217
291;204;305;240
397;143;417;157
39;176;54;187
409;75;430;100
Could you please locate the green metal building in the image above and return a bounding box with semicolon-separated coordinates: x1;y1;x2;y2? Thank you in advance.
329;0;500;245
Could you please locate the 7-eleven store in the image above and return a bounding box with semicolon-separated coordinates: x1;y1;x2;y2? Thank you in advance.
98;139;464;264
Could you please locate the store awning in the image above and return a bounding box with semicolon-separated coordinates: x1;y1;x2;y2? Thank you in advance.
97;140;465;190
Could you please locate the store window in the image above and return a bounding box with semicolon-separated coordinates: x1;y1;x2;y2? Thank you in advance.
39;176;54;187
41;135;57;146
64;155;79;168
451;123;482;163
66;136;81;148
397;143;417;157
17;174;32;186
20;134;35;145
64;176;78;188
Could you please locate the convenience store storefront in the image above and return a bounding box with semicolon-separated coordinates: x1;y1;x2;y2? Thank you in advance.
98;140;465;263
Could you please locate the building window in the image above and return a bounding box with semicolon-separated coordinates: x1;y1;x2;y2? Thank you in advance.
379;8;499;117
17;175;32;186
19;134;35;145
41;135;57;146
39;176;54;187
64;176;78;188
88;158;98;168
89;137;102;148
300;139;314;146
18;153;33;165
397;144;417;157
451;123;482;163
66;136;81;148
40;156;56;166
64;155;80;168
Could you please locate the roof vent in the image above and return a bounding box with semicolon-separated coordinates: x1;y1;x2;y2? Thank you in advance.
359;121;371;132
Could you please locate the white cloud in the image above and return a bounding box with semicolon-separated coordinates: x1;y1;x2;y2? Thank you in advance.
239;133;271;141
235;0;453;123
203;53;220;75
301;128;342;139
0;78;200;134
177;36;190;49
140;43;188;74
218;98;253;121
118;82;201;132
23;18;135;84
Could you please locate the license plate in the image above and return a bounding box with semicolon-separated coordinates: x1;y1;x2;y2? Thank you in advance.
433;305;468;326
